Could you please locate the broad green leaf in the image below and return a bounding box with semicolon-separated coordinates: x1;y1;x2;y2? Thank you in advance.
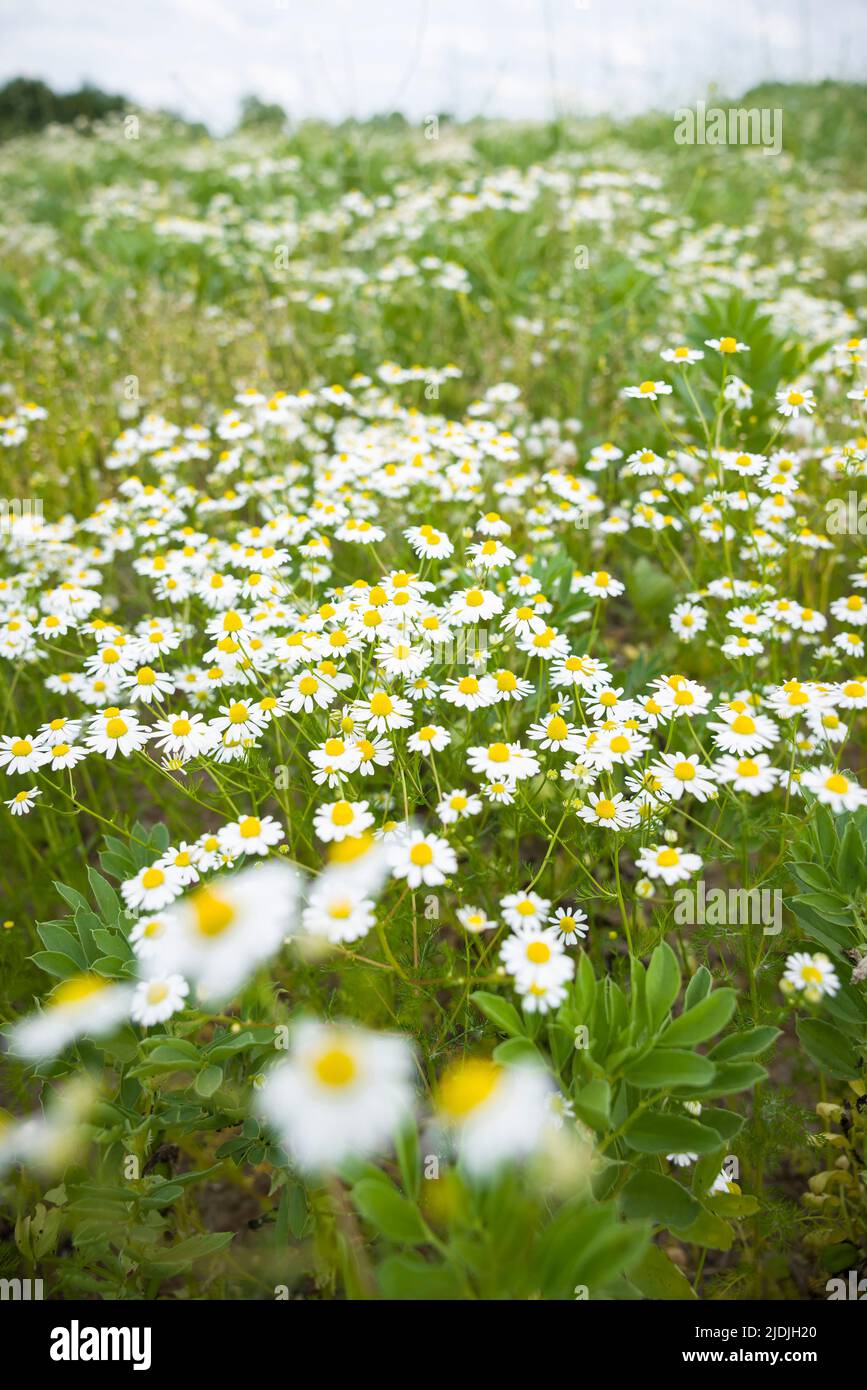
645;942;680;1030
624;1111;724;1155
684;967;712;1010
710;1026;780;1061
796;1019;862;1080
377;1254;463;1300
630;1244;697;1300
195;1065;223;1098
622;1171;700;1229
624;1049;715;1089
659;990;736;1047
351;1179;427;1245
573;1078;611;1130
470;990;524;1038
673;1208;733;1250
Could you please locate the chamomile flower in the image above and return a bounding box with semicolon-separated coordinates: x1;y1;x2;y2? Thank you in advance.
457;905;496;934
549;905;589;941
256;1018;415;1171
388;829;457;888
8;975;134;1059
0;734;51;775
577;792;639;830
801;765;867;812
467;741;540;782
635;843;703;884
713;754;779;794
648;752;717;802
776;386;816;419
435;1058;554;1176
130;973;190;1026
408;723;452;755
156;863;302;1000
314;799;376;843
122;862;186;913
218;813;285;858
436;788;482;824
782;951;840;1001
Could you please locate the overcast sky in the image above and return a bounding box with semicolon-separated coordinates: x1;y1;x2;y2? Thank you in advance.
2;0;865;130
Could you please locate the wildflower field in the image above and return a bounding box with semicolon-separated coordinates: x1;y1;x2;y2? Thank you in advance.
1;82;866;1304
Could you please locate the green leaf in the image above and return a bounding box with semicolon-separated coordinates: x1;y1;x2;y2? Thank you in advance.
147;1231;234;1273
707;1192;759;1219
30;950;80;979
645;942;680;1030
622;1172;700;1229
195;1065;223;1098
673;1208;733;1250
624;1049;715;1089
837;821;865;888
684;967;712;1010
573;1078;611;1131
699;1107;745;1142
710;1027;780;1061
377;1254;463;1299
702;1061;767;1095
139;1183;185;1209
492;1037;540;1066
630;1245;697;1300
395;1121;420;1200
789;860;834;893
624;1111;724;1155
659;990;736;1047
351;1179;427;1245
796;1019;862;1080
36;923;87;968
470;990;524;1038
87;867;122;925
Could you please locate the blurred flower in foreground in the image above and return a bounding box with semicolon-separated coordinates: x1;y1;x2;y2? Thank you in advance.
0;1077;96;1175
6;975;133;1059
155;861;302;1002
435;1057;554;1176
255;1018;415;1171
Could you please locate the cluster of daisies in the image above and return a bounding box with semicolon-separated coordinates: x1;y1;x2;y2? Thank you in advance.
2;334;866;1173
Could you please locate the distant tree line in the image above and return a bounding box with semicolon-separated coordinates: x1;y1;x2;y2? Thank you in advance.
0;77;129;138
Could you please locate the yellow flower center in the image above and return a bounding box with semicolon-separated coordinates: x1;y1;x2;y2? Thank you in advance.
314;1047;357;1088
526;941;551;964
53;974;107;1008
825;774;849;794
731;714;756;734
438;1059;500;1119
192;886;235;937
